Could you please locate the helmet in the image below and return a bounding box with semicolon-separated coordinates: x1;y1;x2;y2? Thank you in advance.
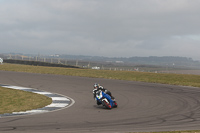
94;83;99;89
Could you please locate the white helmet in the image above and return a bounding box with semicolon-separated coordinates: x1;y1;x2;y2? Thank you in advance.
94;83;99;88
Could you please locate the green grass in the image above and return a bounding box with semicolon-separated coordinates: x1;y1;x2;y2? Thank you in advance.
0;86;52;114
1;63;200;87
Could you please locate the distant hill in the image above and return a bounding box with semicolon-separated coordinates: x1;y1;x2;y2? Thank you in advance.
1;53;200;69
56;55;200;68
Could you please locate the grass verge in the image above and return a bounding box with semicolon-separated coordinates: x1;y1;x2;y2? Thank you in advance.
0;86;52;114
1;63;200;87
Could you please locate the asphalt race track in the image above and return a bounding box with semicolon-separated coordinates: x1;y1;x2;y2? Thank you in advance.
1;71;200;133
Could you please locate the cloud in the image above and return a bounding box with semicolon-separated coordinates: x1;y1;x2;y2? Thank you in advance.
0;0;200;59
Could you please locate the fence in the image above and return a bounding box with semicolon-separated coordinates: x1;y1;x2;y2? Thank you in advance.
0;54;137;71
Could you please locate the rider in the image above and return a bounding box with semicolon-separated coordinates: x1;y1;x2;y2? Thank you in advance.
93;83;114;105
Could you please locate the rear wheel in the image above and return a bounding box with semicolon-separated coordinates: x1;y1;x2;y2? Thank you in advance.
113;101;118;108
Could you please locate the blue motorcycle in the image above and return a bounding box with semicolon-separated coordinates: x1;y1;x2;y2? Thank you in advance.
95;90;117;109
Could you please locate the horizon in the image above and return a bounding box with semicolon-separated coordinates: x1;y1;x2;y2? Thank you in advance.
1;0;200;60
0;52;199;61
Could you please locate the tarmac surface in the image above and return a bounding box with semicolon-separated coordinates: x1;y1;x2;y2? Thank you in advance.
1;70;200;133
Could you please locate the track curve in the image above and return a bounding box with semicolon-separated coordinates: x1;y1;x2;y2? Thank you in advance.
1;71;200;133
0;85;74;117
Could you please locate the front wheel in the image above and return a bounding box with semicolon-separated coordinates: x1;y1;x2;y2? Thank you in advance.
102;99;112;109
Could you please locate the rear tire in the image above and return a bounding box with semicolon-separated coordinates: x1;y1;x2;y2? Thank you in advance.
113;101;118;108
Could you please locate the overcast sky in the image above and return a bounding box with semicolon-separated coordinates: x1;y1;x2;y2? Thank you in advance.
0;0;200;59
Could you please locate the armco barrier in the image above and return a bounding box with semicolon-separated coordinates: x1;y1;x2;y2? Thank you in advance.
4;59;80;68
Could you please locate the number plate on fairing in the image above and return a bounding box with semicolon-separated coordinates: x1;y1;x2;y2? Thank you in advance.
96;91;103;99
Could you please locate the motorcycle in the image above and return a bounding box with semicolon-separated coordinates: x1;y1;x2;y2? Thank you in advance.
95;90;117;109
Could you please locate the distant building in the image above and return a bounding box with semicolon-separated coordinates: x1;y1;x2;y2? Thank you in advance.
115;61;124;63
92;66;100;70
50;54;60;57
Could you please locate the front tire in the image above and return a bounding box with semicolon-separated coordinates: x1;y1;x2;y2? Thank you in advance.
102;99;112;109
